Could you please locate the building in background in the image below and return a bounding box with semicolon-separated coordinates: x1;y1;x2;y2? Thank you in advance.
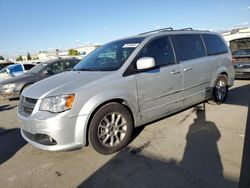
74;44;100;58
21;55;27;61
38;51;58;60
36;44;100;60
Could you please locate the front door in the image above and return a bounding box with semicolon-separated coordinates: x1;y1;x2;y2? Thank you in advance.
134;36;183;121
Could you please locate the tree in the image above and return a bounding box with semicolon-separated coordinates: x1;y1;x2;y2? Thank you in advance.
68;49;80;56
27;52;32;60
16;56;23;61
0;56;4;60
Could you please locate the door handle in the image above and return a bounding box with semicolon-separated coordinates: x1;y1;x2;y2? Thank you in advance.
183;67;192;72
171;70;181;75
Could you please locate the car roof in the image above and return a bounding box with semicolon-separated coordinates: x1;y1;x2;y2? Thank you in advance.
119;27;216;41
40;58;79;65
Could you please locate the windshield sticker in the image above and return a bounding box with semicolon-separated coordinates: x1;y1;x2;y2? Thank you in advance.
122;43;139;48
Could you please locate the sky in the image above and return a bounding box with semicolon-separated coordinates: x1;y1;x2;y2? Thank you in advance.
0;0;249;58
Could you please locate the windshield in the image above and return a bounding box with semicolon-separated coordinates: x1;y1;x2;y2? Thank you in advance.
28;63;48;73
74;37;144;71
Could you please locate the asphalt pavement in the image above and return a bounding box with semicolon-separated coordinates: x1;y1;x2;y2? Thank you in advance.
0;80;249;188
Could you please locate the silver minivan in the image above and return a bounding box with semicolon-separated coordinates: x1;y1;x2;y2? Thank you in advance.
18;28;235;154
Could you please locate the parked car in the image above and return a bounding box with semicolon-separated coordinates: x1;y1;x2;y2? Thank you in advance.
18;28;235;154
232;49;250;79
0;62;14;70
0;63;35;81
0;58;80;100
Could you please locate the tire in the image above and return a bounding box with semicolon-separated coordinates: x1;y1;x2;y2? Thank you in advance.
89;102;133;155
211;74;228;104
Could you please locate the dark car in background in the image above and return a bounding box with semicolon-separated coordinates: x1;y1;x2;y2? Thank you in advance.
0;58;80;100
233;49;250;79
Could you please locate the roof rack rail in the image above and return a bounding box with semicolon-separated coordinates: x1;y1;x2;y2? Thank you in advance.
179;27;193;31
138;27;173;35
138;27;210;35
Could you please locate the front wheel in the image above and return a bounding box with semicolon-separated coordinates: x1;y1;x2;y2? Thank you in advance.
89;102;133;155
211;74;228;104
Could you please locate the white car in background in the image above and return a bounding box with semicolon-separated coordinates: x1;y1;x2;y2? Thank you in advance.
0;63;34;81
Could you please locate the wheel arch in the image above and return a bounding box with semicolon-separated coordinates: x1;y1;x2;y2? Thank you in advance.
21;83;33;93
212;66;229;87
84;98;135;146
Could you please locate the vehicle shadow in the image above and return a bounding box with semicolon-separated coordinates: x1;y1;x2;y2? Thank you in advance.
0;128;27;165
0;104;17;112
238;83;250;187
78;104;237;188
226;83;250;107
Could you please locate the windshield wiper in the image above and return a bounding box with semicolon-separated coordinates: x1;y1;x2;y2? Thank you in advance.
73;68;116;72
75;68;96;71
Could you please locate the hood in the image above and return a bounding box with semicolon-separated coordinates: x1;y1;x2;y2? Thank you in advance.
22;71;112;99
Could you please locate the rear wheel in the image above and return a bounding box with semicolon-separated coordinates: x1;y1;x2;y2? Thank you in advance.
211;74;228;104
89;102;133;155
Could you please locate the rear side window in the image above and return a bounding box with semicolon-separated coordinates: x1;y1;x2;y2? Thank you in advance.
171;34;206;62
138;36;175;66
202;34;228;55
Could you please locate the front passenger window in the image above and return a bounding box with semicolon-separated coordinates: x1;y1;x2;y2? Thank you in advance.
45;62;63;74
138;37;175;67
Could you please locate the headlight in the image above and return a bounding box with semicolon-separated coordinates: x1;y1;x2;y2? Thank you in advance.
2;83;15;90
39;94;75;113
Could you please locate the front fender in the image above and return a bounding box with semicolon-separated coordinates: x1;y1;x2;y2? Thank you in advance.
79;89;139;119
75;89;140;145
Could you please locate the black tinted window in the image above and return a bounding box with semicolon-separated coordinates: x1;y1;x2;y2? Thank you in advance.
45;62;63;74
0;63;13;70
172;34;206;61
23;64;35;70
138;37;175;66
63;59;80;70
202;34;228;55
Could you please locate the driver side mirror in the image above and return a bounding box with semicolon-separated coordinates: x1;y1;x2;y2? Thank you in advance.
136;57;156;70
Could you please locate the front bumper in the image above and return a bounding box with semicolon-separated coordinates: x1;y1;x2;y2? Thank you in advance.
234;62;250;79
18;110;88;151
234;68;250;79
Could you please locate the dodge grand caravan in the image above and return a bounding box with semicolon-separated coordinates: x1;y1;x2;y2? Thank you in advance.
18;28;235;154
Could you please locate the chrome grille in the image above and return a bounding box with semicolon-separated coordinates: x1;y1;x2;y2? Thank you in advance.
19;96;37;116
